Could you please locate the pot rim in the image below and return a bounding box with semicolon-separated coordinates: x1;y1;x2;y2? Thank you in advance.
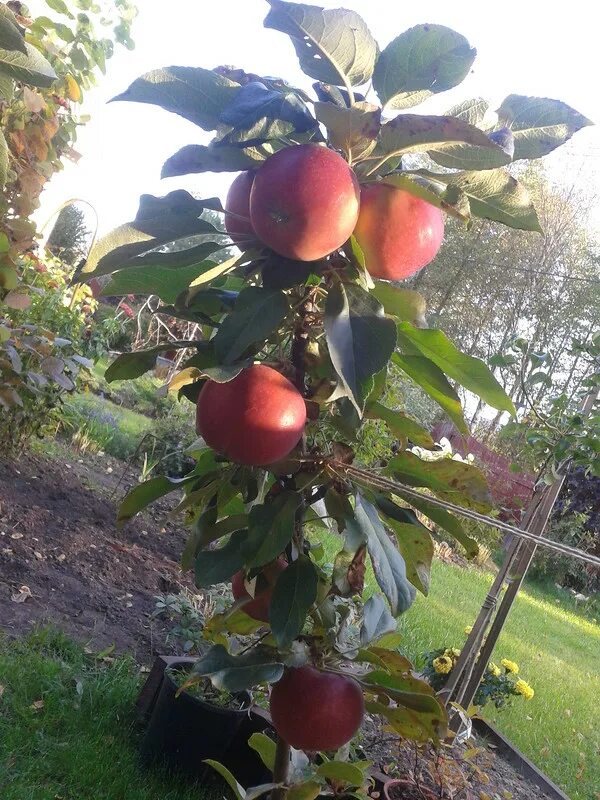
165;658;251;717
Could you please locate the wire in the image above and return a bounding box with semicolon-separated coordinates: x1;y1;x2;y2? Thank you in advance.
333;462;600;568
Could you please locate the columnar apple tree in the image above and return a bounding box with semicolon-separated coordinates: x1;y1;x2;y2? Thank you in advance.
82;1;589;794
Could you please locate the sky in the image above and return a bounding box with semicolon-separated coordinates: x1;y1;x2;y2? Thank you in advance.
32;0;600;239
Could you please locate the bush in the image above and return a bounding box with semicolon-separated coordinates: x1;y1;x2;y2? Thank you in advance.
144;405;197;478
528;513;598;593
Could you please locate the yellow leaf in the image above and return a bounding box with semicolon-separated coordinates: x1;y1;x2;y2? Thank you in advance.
65;74;81;102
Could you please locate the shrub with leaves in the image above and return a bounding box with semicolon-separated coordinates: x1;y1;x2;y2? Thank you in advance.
84;0;587;792
0;0;137;448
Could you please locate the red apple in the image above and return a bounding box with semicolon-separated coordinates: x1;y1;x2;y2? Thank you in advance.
269;665;365;751
249;144;360;261
231;557;288;622
225;171;256;246
353;184;444;280
195;364;306;466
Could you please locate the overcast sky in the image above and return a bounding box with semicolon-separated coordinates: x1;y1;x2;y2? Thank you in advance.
33;0;600;237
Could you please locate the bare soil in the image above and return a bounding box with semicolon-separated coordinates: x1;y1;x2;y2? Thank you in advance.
0;447;193;659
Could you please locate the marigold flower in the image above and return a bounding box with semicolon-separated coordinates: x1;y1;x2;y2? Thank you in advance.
515;679;534;700
501;658;519;674
433;656;453;674
488;662;501;677
464;626;473;635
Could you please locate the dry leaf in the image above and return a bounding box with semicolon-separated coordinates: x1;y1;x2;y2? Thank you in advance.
0;684;5;698
10;532;23;540
23;87;46;113
480;793;492;800
565;709;572;717
11;585;32;603
30;699;44;710
3;291;31;310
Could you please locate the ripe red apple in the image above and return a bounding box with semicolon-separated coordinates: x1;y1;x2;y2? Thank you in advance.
231;557;288;622
353;184;444;280
269;665;365;751
195;364;306;466
225;171;256;246
249;144;360;261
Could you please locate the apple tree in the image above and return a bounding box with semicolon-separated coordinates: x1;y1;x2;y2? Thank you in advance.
82;1;590;794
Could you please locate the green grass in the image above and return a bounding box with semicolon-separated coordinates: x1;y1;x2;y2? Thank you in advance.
62;392;153;460
0;630;214;800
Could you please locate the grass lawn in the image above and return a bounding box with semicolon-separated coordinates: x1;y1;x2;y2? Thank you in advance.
62;392;153;461
0;630;214;800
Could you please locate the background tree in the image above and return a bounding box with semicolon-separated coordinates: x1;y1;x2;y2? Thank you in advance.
46;202;91;266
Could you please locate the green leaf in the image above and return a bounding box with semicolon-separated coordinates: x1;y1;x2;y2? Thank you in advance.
373;24;476;110
0;72;14;100
360;594;397;646
117;474;199;525
380;174;470;222
397;323;516;415
196;529;255;588
366;698;446;743
248;733;277;772
365;403;435;450
105;342;202;382
0;127;8;189
83;191;223;277
415;168;541;233
112;66;240;131
444;97;489;127
350;494;416;615
429;135;512;171
103;252;235;304
243;491;300;568
0;14;26;54
392;353;467;434
162;143;267;178
287;782;322;800
316;761;365;787
0;41;56;87
379;114;503;159
219;80;316;144
375;497;433;595
203;760;245;800
363;669;437;702
270;555;318;647
497;94;592;160
214;287;289;364
385;451;492;513
394;490;478;558
324;283;397;415
264;0;378;87
46;0;74;17
314;101;380;160
192;643;283;692
370;282;426;327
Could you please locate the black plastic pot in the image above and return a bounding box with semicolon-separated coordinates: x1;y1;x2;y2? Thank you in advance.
140;660;273;787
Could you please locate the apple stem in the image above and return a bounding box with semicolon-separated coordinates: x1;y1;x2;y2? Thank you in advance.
271;734;291;800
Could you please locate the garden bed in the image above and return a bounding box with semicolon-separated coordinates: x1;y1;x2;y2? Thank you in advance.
0;448;192;656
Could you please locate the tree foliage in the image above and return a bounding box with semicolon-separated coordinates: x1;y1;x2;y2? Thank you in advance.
80;0;589;791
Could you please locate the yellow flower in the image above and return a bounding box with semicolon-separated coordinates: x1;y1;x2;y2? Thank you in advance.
515;679;535;700
443;648;461;659
464;626;473;635
488;662;501;677
433;656;453;674
501;658;519;674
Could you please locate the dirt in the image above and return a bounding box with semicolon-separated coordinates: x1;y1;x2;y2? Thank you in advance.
361;715;555;800
0;447;194;659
